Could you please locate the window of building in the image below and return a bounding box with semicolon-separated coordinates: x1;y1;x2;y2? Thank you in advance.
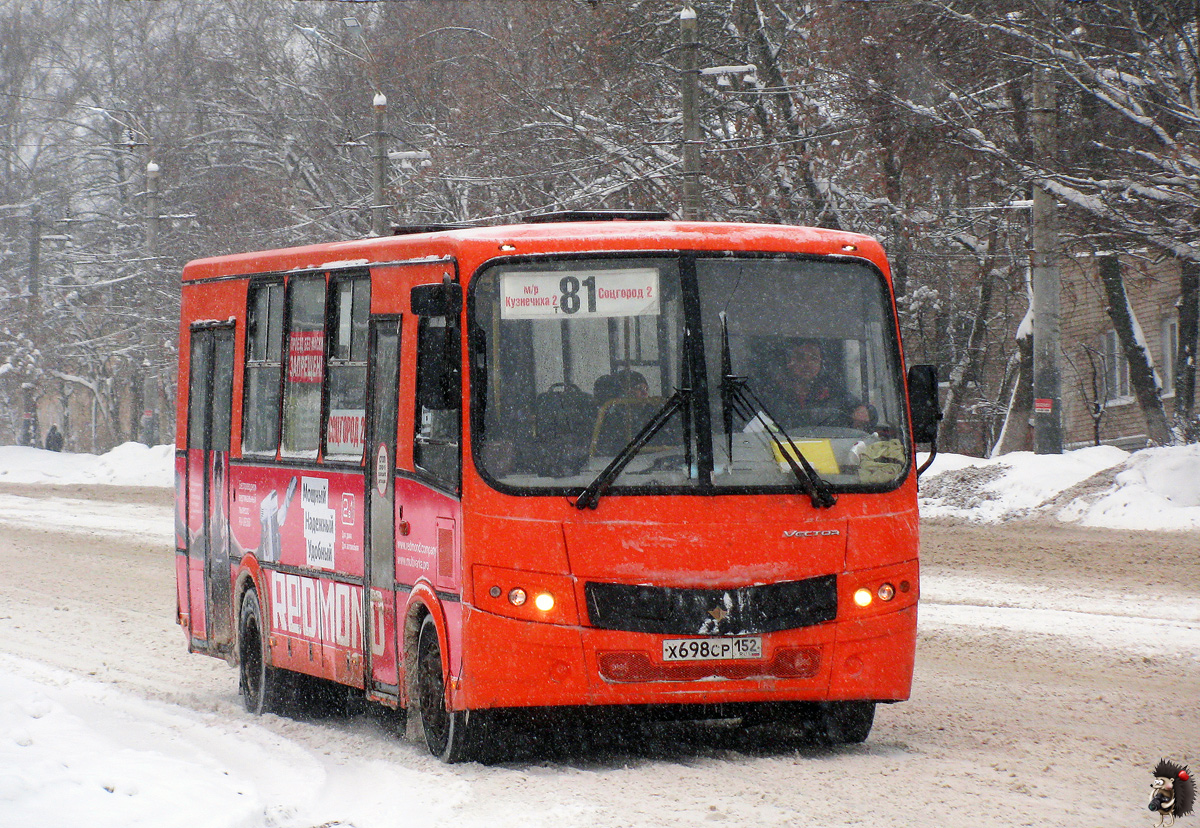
1103;330;1132;402
325;275;370;460
242;282;284;454
282;277;327;456
1162;315;1179;397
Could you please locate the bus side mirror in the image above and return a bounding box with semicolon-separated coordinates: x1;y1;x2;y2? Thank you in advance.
411;282;462;318
908;364;940;444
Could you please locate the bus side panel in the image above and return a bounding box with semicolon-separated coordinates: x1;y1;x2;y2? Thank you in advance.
393;478;462;590
227;464;365;580
369;585;398;687
175;453;187;550
175;552;189;631
263;569;367;687
185;447;208;642
174;452;189;634
393;477;463;682
229;463;367;686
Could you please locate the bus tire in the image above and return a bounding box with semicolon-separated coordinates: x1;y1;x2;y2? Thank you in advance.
416;614;490;763
816;700;875;744
239;589;284;715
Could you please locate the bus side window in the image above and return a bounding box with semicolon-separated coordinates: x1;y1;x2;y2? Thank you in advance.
325;275;370;460
281;277;327;457
243;282;284;455
414;315;460;490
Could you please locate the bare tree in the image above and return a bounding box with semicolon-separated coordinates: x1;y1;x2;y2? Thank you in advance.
1097;253;1172;445
1064;344;1107;447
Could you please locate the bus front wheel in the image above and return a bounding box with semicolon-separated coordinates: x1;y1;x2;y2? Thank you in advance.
742;700;876;745
416;614;491;763
816;701;875;744
239;589;283;715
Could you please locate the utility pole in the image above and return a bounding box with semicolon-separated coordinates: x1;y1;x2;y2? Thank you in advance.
372;92;388;236
146;161;161;260
680;5;701;221
22;206;42;447
339;17;388;235
1031;65;1063;453
139;160;162;445
27;205;40;304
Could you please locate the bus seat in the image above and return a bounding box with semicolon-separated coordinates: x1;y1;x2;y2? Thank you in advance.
590;396;679;458
527;383;596;477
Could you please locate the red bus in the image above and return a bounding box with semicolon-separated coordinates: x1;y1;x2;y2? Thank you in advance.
175;213;938;762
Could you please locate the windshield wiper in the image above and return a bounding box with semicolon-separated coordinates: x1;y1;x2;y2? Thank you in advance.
718;313;836;509
573;387;690;511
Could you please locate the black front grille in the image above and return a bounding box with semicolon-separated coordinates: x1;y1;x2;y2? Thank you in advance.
584;575;837;635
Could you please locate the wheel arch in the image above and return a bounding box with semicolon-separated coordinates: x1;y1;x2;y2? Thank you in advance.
233;555;266;666
402;583;445;712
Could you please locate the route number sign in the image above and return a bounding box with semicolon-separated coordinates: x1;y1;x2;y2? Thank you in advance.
500;268;661;319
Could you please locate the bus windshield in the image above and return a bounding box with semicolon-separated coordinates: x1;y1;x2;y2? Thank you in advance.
470;254;909;494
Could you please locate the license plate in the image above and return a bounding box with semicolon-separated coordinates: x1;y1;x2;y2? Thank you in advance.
662;637;762;661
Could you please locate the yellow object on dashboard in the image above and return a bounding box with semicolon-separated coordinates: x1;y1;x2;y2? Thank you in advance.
771;439;840;475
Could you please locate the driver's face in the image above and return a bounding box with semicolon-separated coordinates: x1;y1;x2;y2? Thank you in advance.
787;343;823;383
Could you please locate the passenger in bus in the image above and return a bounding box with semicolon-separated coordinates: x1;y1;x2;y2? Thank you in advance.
616;369;650;398
594;369;649;405
767;338;871;430
593;373;622;407
591;369;658;457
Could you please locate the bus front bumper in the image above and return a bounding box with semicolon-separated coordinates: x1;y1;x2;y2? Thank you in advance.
455;603;916;710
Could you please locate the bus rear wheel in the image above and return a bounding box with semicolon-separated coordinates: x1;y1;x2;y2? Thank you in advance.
239;589;284;715
416;614;491;763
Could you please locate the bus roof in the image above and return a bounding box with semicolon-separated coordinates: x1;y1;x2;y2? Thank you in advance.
180;220;889;283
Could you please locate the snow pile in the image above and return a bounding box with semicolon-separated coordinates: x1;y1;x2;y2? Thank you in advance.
1055;443;1200;530
0;659;262;828
919;443;1200;529
0;443;174;488
3;440;1200;530
0;655;468;828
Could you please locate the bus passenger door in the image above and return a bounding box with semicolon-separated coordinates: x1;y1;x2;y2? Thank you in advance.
185;325;235;652
364;317;401;697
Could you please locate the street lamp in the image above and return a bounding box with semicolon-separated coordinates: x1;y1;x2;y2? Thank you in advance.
679;6;759;221
341;16;379;94
680;5;701;220
341;17;390;235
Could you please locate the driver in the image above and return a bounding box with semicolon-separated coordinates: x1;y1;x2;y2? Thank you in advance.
769;338;871;430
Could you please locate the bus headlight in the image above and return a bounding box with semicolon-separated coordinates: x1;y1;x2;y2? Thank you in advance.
877;583;896;601
853;588;873;607
473;564;580;625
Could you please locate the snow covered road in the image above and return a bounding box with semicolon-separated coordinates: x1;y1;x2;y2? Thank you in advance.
1;483;1197;828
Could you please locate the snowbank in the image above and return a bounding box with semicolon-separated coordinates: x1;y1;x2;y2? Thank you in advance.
0;655;466;828
919;443;1200;530
0;657;264;828
3;441;1200;530
1055;444;1200;530
0;443;174;488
